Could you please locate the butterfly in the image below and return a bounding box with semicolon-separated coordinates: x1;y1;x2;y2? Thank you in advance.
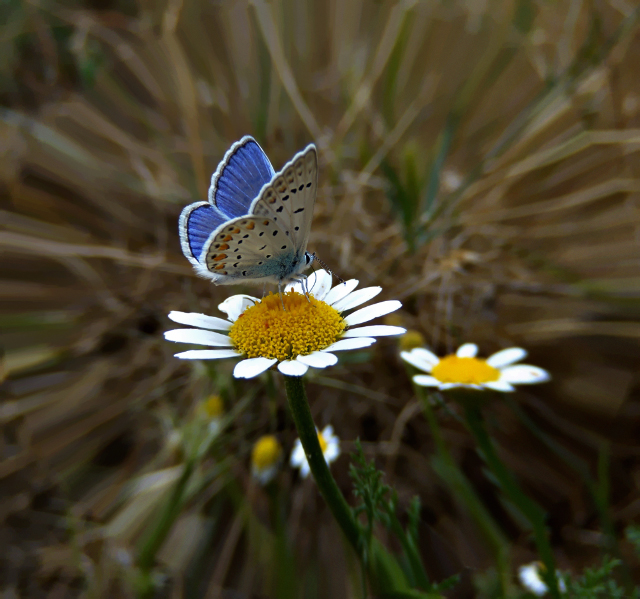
179;136;318;291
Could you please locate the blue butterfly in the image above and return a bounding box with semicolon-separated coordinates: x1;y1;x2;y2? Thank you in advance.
179;136;318;290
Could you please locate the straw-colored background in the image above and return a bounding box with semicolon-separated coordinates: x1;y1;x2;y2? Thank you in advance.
2;0;640;597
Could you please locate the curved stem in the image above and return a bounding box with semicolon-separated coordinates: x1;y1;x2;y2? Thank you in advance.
283;375;362;553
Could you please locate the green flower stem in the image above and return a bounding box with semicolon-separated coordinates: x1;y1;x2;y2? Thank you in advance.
283;375;362;552
283;375;414;595
413;382;510;596
462;401;561;599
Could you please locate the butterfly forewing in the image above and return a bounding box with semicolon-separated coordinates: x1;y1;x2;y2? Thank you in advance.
250;144;317;253
209;137;275;218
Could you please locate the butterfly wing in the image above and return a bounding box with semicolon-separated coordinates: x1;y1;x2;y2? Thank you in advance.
179;201;228;266
198;144;318;285
195;215;308;284
249;144;317;255
209;136;275;218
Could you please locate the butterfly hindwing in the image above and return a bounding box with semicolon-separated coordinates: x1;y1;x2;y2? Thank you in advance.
198;216;305;284
179;201;228;266
250;144;317;253
209;136;276;218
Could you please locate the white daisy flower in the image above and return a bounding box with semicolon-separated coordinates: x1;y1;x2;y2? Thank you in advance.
197;394;224;435
401;343;550;392
290;425;340;478
251;435;283;485
518;562;567;596
164;270;405;379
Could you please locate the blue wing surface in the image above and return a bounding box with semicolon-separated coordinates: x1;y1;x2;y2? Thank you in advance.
179;202;228;264
208;136;276;218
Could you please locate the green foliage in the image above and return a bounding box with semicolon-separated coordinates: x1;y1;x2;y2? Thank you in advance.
349;440;459;595
626;525;640;558
350;438;392;539
564;556;639;598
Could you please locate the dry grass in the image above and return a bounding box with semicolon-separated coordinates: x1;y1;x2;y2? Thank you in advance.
2;0;640;597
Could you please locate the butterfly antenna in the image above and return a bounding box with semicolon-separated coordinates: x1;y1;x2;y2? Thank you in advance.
311;253;345;285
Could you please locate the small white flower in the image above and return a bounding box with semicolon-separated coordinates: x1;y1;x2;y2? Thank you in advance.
518;562;566;596
290;425;340;478
165;270;405;379
251;435;283;485
401;343;550;392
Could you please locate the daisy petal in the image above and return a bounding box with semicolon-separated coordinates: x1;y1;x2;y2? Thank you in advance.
218;295;259;321
278;360;309;377
233;357;277;379
324;338;376;351
324;279;359;306
324;444;340;462
168;311;232;331
486;347;527;368
413;375;441;387
483;380;516;392
343;325;405;337
343;301;402;326
456;343;478;358
290;441;305;466
164;329;233;347
306;270;333;301
439;382;468;390
174;349;240;360
500;365;550;384
332;287;382;313
409;348;440;368
296;352;338;368
321;425;334;439
400;350;436;373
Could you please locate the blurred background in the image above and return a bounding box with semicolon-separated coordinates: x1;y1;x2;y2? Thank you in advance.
2;0;640;597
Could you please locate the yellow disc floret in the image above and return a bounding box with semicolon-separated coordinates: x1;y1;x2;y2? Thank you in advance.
252;435;282;471
318;431;328;454
201;394;224;418
229;291;345;360
431;355;500;385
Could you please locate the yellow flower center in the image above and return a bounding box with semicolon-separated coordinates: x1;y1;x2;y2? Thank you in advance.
229;291;345;361
431;355;500;384
318;431;328;453
201;394;224;418
400;330;426;352
252;435;282;471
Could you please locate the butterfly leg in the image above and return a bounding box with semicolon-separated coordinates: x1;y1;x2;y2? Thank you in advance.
277;281;286;311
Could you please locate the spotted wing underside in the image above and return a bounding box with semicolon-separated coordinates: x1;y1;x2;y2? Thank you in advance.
197;144;318;284
197;216;302;284
249;144;317;254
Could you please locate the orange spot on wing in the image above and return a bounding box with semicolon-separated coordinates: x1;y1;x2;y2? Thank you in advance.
263;220;270;226
232;227;240;234
223;235;233;242
219;243;229;250
246;222;255;230
214;254;227;261
215;263;226;270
